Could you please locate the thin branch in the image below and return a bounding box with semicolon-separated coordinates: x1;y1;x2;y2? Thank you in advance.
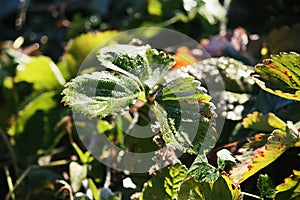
4;166;15;200
5;160;69;200
242;191;263;199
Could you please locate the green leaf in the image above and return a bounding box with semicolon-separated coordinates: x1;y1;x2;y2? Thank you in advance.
177;175;242;200
62;71;145;118
8;91;57;136
217;149;238;171
185;154;219;182
12;52;65;90
97;44;175;89
140;163;187;200
7;91;65;164
252;52;300;101
70;161;88;193
154;77;216;154
276;170;300;200
148;0;162;16
257;174;277;198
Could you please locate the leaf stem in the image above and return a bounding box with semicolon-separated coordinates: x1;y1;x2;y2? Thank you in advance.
4;166;15;200
242;192;263;199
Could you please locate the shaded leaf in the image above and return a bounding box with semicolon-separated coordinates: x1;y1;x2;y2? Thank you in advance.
252;52;300;101
276;170;300;200
140;163;187;200
7;91;65;164
154;77;216;154
100;188;122;200
257;174;277;198
177;175;242;200
186;154;219;182
264;24;300;55
62;71;145;118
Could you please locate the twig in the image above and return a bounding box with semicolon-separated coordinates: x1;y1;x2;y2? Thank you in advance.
242;191;263;199
4;166;15;200
56;179;74;200
0;128;18;175
5;160;69;200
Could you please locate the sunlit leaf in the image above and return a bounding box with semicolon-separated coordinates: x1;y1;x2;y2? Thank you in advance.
177;175;242;200
252;52;300;101
242;111;285;132
140;163;187;200
70;161;88;193
154;77;216;154
62;71;145;118
276;170;300;199
197;0;226;25
63;44;216;155
58;31;119;79
185;154;219;182
217;149;238;171
257;174;277;198
97;44;175;88
148;0;163;16
238;120;300;183
13;53;65;90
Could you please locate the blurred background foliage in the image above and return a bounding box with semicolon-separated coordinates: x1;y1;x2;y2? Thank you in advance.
0;0;300;199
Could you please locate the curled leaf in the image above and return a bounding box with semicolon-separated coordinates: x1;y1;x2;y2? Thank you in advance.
252;52;300;101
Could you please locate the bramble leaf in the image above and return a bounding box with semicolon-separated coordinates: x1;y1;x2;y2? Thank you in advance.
177;175;242;200
63;44;216;155
154;77;216;154
97;44;175;88
238;120;300;183
185;154;219;182
62;71;145;118
257;174;277;198
217;149;238;171
140;163;187;200
276;170;300;199
252;52;300;101
242;111;286;132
